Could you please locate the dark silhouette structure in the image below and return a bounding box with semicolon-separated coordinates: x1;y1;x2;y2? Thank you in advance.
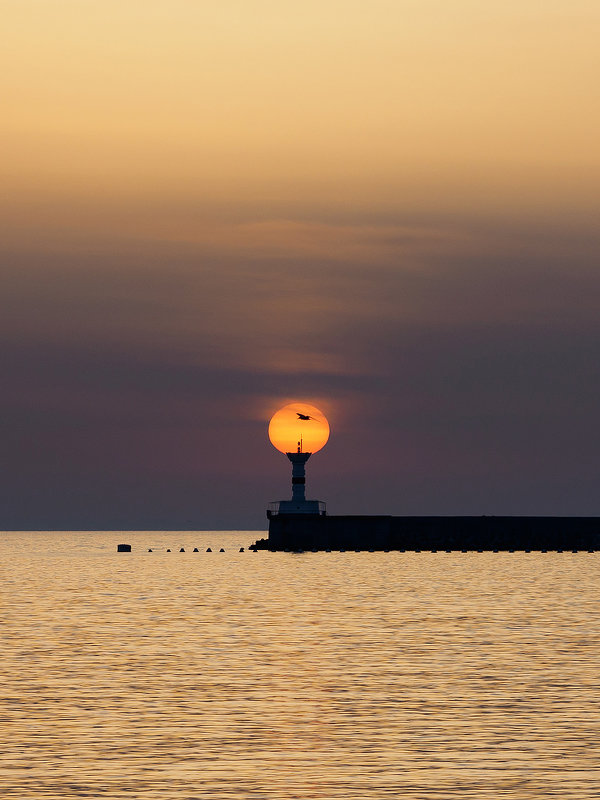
251;515;600;551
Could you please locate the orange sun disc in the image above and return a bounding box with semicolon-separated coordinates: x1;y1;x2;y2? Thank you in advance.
268;403;330;454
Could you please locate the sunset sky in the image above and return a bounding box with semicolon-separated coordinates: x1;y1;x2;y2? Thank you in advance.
2;1;599;529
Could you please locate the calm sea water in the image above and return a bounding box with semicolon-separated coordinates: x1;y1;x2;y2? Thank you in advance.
1;531;599;799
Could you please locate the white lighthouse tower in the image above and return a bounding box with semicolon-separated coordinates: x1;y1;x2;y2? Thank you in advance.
267;404;329;518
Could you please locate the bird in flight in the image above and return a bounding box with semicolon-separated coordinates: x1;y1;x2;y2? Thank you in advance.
296;412;315;421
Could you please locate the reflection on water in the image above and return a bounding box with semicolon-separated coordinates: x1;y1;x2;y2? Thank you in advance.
1;532;599;799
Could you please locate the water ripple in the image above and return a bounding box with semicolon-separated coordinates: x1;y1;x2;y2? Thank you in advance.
1;533;599;798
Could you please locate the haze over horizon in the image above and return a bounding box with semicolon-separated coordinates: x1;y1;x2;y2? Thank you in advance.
2;1;599;529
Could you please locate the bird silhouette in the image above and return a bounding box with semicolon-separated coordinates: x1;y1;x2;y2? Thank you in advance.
297;412;315;421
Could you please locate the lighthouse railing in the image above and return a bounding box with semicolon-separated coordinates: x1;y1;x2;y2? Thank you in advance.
267;501;326;517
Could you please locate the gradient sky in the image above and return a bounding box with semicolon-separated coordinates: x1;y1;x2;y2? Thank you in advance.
2;1;599;529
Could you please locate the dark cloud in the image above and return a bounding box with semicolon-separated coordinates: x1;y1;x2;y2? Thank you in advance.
1;211;599;528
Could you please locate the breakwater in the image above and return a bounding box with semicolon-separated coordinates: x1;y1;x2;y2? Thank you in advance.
252;515;600;551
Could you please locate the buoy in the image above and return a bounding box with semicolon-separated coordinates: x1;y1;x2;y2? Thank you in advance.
166;549;171;552
219;548;225;552
206;547;212;552
193;547;199;552
117;544;131;552
180;547;185;552
239;547;244;552
148;548;153;552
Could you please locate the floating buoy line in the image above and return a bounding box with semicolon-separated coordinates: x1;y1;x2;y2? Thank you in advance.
117;543;245;553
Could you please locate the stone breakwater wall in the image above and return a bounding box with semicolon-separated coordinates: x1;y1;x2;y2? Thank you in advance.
253;515;600;551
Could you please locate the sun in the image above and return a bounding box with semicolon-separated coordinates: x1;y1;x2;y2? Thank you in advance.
268;403;330;454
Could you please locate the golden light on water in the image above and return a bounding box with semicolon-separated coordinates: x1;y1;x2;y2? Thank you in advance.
268;403;330;455
5;535;600;799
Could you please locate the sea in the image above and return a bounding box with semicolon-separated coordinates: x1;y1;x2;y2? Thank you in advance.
1;531;598;799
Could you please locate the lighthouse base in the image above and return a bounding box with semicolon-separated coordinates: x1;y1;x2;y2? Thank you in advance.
267;500;326;517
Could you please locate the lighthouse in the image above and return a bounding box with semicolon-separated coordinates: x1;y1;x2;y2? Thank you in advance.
267;404;328;517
